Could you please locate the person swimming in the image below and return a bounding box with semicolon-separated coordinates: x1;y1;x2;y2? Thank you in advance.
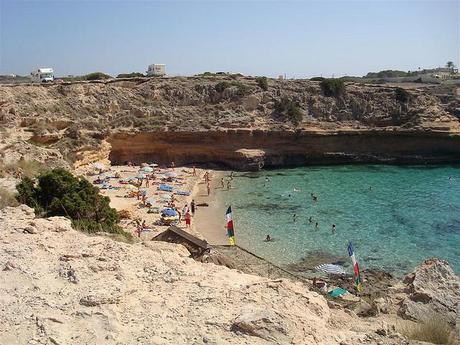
265;234;272;242
332;224;336;233
308;216;313;223
293;213;297;222
315;222;319;229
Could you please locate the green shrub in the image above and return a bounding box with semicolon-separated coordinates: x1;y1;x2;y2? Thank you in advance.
310;77;325;81
395;88;410;103
255;77;268;91
16;168;130;239
320;78;346;97
233;82;252;96
0;188;19;209
274;97;303;126
399;315;455;344
84;72;111;81
116;72;144;78
215;81;231;93
365;70;409;78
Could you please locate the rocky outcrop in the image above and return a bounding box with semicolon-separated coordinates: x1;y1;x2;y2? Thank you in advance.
0;77;459;169
108;129;460;170
0;205;416;344
399;258;460;325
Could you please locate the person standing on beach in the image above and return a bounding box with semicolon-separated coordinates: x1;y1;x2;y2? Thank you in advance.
227;180;231;190
185;211;191;228
221;178;225;189
171;161;175;169
191;199;196;216
192;166;196;176
207;181;211;195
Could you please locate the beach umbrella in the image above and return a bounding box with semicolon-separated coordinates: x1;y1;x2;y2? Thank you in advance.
141;163;149;167
93;162;106;171
161;208;177;217
141;166;154;173
164;171;178;178
146;197;156;206
149;163;159;167
314;263;347;275
136;173;146;179
123;184;137;190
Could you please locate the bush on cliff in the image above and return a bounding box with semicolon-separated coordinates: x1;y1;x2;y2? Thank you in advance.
395;87;410;103
255;76;268;91
16;169;130;239
85;72;112;81
320;78;346;97
310;77;325;81
215;81;231;93
116;72;144;78
274;97;303;126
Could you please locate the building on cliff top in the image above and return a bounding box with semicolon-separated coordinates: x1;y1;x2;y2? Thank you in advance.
146;64;166;76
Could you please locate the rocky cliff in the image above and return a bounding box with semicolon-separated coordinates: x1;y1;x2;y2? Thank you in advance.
0;77;459;169
0;205;420;345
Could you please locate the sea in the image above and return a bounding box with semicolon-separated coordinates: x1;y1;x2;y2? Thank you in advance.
221;165;460;276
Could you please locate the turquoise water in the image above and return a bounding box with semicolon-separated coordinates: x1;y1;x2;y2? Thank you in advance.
222;165;460;276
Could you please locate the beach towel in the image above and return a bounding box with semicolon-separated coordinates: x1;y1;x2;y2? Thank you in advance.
175;190;190;196
328;288;348;298
159;184;173;192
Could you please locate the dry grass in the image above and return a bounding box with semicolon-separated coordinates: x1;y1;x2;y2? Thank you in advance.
398;315;456;344
0;188;18;209
0;159;45;179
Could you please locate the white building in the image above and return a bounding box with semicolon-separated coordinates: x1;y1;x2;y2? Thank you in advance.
30;68;54;82
146;64;166;76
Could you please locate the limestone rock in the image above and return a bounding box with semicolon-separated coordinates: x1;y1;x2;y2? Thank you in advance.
399;258;460;325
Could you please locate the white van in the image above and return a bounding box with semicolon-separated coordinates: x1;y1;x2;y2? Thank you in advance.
30;68;54;83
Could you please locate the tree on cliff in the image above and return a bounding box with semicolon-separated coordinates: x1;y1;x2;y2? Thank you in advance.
446;61;456;70
16;169;130;239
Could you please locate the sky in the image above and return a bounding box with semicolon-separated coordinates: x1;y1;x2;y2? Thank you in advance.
0;0;459;78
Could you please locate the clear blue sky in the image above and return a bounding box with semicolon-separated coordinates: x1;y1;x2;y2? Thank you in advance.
1;0;459;77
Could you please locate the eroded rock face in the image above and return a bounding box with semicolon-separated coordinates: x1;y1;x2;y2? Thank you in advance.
399;258;460;325
0;205;413;345
107;130;460;170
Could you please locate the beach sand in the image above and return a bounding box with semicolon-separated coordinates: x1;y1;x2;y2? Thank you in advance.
79;164;230;245
191;170;230;245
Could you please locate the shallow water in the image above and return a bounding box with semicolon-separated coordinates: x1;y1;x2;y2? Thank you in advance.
222;165;460;276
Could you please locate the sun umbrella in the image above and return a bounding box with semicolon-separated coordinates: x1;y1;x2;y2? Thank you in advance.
141;163;149;167
123;184;137;190
93;162;105;170
136;173;146;179
149;163;159;167
164;172;177;178
146;198;156;205
141;166;154;173
161;208;177;217
314;263;347;275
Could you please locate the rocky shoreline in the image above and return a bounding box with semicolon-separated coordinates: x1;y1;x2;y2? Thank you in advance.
0;205;459;344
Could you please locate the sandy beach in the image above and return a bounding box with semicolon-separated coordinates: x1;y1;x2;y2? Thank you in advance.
78;163;230;245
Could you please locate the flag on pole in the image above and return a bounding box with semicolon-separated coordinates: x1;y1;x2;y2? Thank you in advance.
225;206;236;246
347;241;363;292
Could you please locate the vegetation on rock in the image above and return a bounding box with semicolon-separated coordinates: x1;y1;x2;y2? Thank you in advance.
16;168;130;238
0;188;18;209
274;97;303;126
395;88;410;103
85;72;112;81
399;314;455;345
255;76;268;91
320;78;346;97
117;72;144;78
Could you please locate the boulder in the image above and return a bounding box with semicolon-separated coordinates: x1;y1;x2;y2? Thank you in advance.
399;258;460;325
231;306;289;343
